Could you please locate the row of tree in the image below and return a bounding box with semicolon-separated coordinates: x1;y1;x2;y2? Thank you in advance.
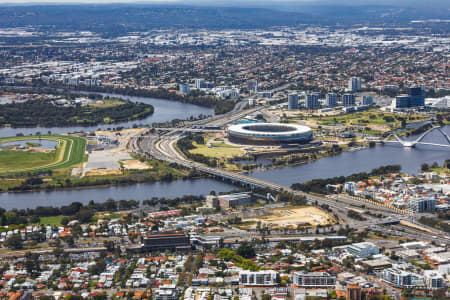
0;100;153;128
291;165;402;194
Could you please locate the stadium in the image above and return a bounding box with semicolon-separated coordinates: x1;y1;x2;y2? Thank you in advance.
227;123;313;145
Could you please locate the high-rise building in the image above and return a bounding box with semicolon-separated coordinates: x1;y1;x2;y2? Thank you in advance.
342;94;356;107
306;93;319;109
179;83;190;95
362;95;373;106
408;86;426;106
288;93;299;110
248;80;258;93
194;78;205;89
348;77;361;92
326;93;337;107
394;95;411;108
346;284;362;300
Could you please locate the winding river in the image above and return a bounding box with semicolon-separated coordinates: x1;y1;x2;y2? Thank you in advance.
0;93;214;137
0;93;448;210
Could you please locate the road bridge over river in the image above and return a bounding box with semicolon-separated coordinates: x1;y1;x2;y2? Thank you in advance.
131;103;449;241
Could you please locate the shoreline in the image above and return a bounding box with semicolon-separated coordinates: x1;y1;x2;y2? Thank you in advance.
0;174;209;195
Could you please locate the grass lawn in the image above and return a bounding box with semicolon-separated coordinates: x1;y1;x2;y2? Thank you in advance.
39;215;66;226
190;142;243;159
0;150;56;172
210;142;240;148
317;110;427;127
0;135;86;174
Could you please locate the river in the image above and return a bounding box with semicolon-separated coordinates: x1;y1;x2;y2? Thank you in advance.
247;125;450;186
0;97;448;210
0;93;214;137
0;179;236;210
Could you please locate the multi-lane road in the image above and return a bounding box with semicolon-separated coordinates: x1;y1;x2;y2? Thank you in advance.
133;103;449;244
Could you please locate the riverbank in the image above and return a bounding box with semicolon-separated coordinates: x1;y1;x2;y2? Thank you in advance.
0;91;214;138
0;178;236;210
247;126;450;187
0;157;190;193
2;83;236;115
0;91;154;128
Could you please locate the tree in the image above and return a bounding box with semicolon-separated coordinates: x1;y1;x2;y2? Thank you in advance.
236;243;256;259
88;260;106;275
5;234;23;249
25;252;41;276
421;163;430;172
103;240;115;252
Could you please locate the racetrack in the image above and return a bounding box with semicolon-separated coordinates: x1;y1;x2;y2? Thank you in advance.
0;135;86;174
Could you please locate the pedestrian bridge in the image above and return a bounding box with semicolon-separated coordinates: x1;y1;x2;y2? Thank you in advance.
382;126;450;148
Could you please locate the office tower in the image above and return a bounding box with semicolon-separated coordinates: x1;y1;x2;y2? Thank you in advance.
306;93;319;109
408;86;425;106
248;80;258;93
362;95;373;106
288;93;299;110
195;78;205;89
394;95;411;108
348;77;362;92
326;93;337;107
342;94;356;107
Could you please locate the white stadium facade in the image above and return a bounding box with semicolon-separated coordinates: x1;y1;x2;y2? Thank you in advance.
227;123;313;145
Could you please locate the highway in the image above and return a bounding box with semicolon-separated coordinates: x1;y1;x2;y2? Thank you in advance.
133;102;449;244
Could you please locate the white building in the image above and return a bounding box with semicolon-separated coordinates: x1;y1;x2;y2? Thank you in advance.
425;96;450;108
179;83;191;95
239;270;279;286
195;78;205;89
293;272;336;288
383;268;412;288
408;197;436;213
348;77;361;91
346;242;379;258
344;181;357;193
423;270;445;289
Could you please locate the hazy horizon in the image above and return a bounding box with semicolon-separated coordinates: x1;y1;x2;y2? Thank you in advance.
1;0;449;9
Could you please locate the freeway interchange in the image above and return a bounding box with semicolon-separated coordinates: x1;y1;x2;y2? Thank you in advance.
131;103;449;245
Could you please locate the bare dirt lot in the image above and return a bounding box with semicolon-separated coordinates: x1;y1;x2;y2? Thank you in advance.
248;206;335;228
121;159;151;170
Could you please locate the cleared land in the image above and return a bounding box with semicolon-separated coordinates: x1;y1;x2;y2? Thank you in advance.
121;159;151;170
189;141;243;159
248;206;335;228
0;135;86;174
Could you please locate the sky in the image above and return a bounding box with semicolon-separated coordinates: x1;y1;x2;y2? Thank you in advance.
0;0;447;8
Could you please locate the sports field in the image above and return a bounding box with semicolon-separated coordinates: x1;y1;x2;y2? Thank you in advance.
189;141;243;159
0;135;86;174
